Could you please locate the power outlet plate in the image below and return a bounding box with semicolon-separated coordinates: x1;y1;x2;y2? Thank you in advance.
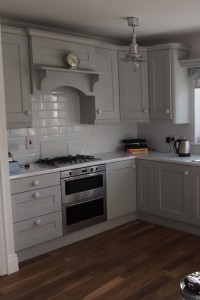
26;137;34;150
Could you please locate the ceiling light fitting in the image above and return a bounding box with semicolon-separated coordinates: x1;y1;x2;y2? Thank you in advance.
121;17;146;72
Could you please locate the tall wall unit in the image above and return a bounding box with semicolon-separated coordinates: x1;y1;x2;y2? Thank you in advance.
148;43;190;124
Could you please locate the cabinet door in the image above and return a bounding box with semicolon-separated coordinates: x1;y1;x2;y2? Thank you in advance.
94;48;120;120
154;162;190;222
148;49;172;119
136;159;155;213
191;166;200;225
106;160;136;220
118;50;149;120
2;32;31;128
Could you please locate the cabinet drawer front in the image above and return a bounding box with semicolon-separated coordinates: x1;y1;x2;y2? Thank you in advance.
12;186;61;223
30;36;95;70
14;211;63;251
10;172;60;194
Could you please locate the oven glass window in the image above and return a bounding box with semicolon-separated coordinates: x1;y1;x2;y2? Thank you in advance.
65;174;103;195
66;197;104;225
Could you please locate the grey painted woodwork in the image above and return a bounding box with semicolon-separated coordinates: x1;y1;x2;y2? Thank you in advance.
12;186;61;223
80;47;120;123
136;159;155;213
118;50;149;121
10;172;60;194
106;159;136;220
148;44;190;124
29;36;96;70
11;172;62;251
13;211;62;251
191;166;200;225
93;47;120;121
154;162;190;222
2;32;32;128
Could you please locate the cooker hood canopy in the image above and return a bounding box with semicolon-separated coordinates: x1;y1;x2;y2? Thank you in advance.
34;66;103;95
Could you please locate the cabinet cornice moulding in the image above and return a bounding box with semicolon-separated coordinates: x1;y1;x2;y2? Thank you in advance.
179;58;200;68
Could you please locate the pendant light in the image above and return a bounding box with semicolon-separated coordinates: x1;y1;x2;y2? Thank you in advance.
121;17;146;71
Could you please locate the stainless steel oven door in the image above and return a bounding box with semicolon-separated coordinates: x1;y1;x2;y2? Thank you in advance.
61;171;106;204
62;195;107;234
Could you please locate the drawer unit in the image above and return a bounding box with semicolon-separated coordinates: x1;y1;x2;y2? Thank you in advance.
13;211;62;251
10;172;60;194
12;186;61;223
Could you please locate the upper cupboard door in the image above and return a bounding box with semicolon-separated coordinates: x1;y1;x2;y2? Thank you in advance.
2;32;31;128
30;36;96;70
148;49;172;119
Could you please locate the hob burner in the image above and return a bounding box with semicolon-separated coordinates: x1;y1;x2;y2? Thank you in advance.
36;154;97;166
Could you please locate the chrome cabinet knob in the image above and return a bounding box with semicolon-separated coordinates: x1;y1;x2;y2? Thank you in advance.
24;110;32;116
33;192;40;198
34;219;41;225
184;171;189;176
32;180;39;186
97;109;102;114
165;109;170;114
132;165;136;169
143;109;148;114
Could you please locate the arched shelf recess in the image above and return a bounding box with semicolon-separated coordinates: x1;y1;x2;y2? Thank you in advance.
33;65;103;95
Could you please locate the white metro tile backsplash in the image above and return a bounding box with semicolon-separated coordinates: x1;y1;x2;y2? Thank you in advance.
7;87;137;163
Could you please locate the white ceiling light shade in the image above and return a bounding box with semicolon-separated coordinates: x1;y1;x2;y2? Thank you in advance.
121;17;146;71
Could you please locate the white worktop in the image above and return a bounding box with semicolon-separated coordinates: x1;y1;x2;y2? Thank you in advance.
9;150;200;179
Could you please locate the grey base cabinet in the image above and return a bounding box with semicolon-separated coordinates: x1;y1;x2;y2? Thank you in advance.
136;159;155;213
2;29;32;128
154;162;190;222
10;172;62;251
106;159;136;220
191;166;200;225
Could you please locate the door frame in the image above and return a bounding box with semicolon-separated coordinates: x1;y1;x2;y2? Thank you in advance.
0;20;19;275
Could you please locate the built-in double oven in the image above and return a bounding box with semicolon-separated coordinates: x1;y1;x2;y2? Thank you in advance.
61;164;107;234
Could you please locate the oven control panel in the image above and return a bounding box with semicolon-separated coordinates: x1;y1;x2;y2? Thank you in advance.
60;164;106;178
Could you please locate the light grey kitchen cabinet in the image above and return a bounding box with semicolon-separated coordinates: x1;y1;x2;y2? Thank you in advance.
2;29;32;128
118;49;149;121
80;47;120;123
148;43;190;124
93;47;120;122
106;159;136;220
10;172;62;251
154;162;190;222
136;159;155;213
191;166;200;225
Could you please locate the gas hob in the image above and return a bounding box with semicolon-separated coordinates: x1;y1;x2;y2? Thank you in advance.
36;154;101;167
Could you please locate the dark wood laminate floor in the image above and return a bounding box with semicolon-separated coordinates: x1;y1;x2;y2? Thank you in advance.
0;220;199;299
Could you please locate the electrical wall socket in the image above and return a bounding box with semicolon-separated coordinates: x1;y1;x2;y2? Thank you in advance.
26;136;34;150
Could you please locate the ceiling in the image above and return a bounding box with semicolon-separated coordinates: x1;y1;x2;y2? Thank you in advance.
0;0;200;44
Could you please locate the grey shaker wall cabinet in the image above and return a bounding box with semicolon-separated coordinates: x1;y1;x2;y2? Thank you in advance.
2;28;32;129
118;49;149;121
81;47;120;124
106;159;136;220
148;43;190;124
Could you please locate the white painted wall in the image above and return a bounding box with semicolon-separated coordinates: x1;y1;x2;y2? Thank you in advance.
0;21;18;275
7;87;137;163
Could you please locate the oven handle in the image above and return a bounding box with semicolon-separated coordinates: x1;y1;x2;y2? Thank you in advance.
61;171;105;182
63;195;105;207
